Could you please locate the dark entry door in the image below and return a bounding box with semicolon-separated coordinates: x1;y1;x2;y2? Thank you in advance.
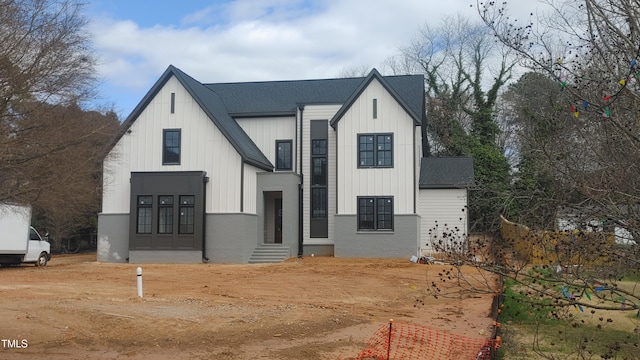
274;198;282;244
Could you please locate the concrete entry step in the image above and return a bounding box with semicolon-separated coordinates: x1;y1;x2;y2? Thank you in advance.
248;244;290;264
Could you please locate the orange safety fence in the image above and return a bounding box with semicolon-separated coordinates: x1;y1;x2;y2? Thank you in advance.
355;321;501;360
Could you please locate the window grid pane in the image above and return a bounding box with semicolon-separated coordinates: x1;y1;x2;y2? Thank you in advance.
358;198;375;230
276;141;292;170
377;197;393;230
312;139;327;155
158;195;174;234
163;130;181;165
312;157;327;186
377;135;393;167
137;195;152;234
311;188;327;218
179;195;195;234
359;135;374;167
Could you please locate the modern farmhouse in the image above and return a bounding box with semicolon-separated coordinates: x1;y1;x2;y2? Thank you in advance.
97;65;473;263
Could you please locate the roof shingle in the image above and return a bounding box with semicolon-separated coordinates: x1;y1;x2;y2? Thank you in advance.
419;157;474;189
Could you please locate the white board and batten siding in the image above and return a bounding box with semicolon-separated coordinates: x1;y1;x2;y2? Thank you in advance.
102;75;245;215
418;189;468;254
237;116;297;173
237;116;297;215
335;78;417;215
302;104;341;245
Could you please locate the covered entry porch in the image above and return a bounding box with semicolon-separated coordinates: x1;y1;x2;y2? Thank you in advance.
251;172;300;263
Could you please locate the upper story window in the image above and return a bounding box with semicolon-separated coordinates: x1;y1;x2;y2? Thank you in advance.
163;129;181;165
358;133;393;168
275;140;292;170
312;139;327;155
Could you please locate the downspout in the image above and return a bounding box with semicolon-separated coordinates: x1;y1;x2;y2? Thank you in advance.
202;173;209;262
297;105;305;257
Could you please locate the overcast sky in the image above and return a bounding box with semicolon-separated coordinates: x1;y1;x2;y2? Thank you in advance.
86;0;537;118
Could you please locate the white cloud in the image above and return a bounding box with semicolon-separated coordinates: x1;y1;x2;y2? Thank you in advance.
88;0;539;115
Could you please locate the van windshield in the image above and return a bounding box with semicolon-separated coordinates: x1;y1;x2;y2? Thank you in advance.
29;228;41;241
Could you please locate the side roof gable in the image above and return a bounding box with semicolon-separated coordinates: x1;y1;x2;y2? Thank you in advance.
329;68;424;129
115;65;273;171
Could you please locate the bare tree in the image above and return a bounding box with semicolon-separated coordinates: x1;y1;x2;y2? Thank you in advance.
386;15;514;231
419;1;640;358
0;0;117;246
480;0;640;243
338;64;372;78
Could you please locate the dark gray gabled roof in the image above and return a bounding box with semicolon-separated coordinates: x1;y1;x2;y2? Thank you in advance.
330;69;424;128
205;69;425;123
115;65;273;171
419;157;474;189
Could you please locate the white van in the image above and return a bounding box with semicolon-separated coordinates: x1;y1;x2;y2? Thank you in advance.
0;204;51;267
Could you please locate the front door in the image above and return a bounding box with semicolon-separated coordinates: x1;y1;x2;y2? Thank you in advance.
274;198;282;244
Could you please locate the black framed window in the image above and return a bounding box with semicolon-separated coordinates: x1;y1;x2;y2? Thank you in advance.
312;157;327;186
163;129;181;165
137;195;153;234
358;135;374;167
158;195;174;234
376;197;393;230
179;195;195;234
312;139;327;155
310;120;328;237
358;196;393;231
358;133;393;168
311;188;327;218
275;140;292;170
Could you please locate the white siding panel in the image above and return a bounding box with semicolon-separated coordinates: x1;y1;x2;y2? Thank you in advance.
243;163;258;214
336;79;416;215
102;75;243;214
237;116;296;171
418;189;468;254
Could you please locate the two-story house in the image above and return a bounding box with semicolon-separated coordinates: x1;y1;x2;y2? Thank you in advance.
97;65;472;263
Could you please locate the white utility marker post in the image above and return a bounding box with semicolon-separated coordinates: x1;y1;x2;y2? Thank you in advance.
137;266;143;298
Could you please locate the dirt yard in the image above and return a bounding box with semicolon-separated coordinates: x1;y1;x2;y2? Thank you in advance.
0;254;495;359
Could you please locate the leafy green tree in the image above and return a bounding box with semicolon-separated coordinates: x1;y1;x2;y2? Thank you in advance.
385;15;513;231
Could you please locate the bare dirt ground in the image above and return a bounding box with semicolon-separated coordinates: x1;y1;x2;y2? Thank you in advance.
0;254;495;360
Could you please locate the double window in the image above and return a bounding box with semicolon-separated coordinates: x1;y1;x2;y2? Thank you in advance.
358;134;393;168
163;129;181;165
358;197;393;231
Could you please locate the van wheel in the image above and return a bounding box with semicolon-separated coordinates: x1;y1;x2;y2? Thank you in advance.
36;253;48;267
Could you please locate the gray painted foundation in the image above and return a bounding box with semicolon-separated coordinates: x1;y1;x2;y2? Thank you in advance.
129;250;202;263
97;213;130;263
205;213;258;263
334;214;420;258
302;244;334;256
